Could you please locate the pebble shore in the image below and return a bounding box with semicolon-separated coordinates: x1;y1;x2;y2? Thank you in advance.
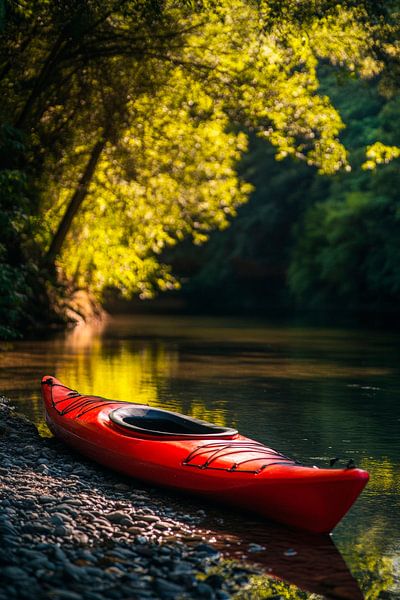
0;398;255;600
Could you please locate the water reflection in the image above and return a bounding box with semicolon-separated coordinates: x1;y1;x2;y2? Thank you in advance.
0;315;399;598
196;514;364;599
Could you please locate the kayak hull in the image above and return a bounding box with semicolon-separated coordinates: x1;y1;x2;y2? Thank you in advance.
42;376;369;533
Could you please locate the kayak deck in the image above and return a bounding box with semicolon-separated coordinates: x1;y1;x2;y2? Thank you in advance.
41;375;369;533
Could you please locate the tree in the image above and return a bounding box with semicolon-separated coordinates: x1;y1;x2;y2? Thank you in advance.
0;0;399;333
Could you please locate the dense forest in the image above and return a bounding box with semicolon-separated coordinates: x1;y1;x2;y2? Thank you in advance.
1;0;400;338
171;68;400;318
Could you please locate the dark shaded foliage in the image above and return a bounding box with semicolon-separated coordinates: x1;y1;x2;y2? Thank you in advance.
175;70;400;317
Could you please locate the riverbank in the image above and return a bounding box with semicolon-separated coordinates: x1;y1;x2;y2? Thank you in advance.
0;398;254;600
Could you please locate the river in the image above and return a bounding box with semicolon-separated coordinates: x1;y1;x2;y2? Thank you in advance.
1;315;399;598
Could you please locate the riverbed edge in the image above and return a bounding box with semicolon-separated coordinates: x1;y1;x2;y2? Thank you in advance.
0;397;254;600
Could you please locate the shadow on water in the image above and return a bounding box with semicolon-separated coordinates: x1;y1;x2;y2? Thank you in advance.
193;512;363;599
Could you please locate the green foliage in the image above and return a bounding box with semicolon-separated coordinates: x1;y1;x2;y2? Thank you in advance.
178;137;314;312
288;81;400;312
363;141;400;169
180;68;400;316
0;257;29;339
289;191;400;310
39;69;252;298
0;0;399;334
0;127;32;338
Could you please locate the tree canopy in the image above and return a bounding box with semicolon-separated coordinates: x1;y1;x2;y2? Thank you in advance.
0;0;399;334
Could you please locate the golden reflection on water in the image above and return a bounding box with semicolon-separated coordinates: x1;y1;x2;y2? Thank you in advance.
56;323;231;426
359;457;400;495
58;343;175;405
1;316;400;599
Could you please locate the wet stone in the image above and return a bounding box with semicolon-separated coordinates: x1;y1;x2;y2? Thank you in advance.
195;582;216;599
135;534;149;544
154;578;186;597
113;482;130;491
51;514;66;527
248;543;266;553
195;544;220;557
105;511;129;524
22;522;52;535
138;514;160;523
153;521;172;531
47;590;84;600
205;574;225;589
73;532;89;545
127;525;144;535
2;566;29;580
215;592;230;600
54;525;70;537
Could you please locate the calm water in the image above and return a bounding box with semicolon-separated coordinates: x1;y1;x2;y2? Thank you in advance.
1;315;399;598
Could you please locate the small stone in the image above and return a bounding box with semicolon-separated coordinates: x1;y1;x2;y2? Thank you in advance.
127;526;144;535
195;582;215;599
54;525;69;537
47;590;83;599
119;516;133;526
248;543;266;553
135;535;148;544
113;482;130;491
39;496;57;504
132;519;151;528
22;522;52;535
153;521;172;531
154;578;185;596
61;498;83;507
195;544;219;556
52;504;78;516
170;560;193;574
2;566;28;580
51;511;65;524
63;562;87;581
105;565;125;576
53;546;67;562
205;574;224;589
105;511;128;524
137;514;160;523
73;532;89;545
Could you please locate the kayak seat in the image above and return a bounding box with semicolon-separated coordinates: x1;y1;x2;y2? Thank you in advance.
109;405;238;438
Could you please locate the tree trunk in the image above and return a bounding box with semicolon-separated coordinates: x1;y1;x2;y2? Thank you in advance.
45;138;106;266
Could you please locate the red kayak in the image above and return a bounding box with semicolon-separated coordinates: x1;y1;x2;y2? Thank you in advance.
41;376;369;533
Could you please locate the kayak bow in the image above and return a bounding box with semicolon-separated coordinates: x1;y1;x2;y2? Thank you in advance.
41;375;369;533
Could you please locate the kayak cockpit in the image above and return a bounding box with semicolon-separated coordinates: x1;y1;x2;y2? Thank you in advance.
109;405;238;438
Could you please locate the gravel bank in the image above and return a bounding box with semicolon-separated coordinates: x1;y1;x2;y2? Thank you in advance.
0;398;254;600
